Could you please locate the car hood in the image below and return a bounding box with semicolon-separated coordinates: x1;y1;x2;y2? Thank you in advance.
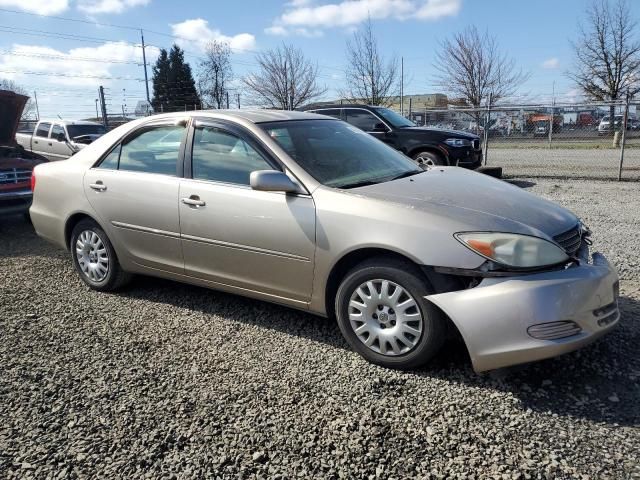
401;126;479;140
0;89;28;146
353;167;578;238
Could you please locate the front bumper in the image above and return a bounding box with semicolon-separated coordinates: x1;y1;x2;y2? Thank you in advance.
0;189;32;216
426;252;620;372
450;148;482;169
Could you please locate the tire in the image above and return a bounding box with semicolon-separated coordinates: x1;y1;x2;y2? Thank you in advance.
70;219;132;291
412;150;447;167
335;257;447;370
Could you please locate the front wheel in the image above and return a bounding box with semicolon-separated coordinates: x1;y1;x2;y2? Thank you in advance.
412;150;447;167
335;258;446;369
70;219;132;291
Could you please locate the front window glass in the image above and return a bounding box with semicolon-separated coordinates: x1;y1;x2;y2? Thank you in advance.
312;109;341;119
374;107;416;128
98;145;120;170
192;127;274;185
67;124;106;138
51;125;66;141
35;123;51;138
118;125;185;176
261;119;422;189
344;109;382;131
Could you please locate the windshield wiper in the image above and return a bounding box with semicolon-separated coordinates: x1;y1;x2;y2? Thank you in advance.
337;179;382;189
388;170;422;181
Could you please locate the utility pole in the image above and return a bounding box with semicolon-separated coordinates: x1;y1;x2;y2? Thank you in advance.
548;81;555;148
140;30;151;105
400;56;404;116
236;93;240;109
33;90;40;120
226;91;230;109
98;86;108;129
483;92;493;165
618;90;630;181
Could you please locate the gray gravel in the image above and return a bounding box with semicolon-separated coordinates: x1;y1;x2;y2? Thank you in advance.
489;148;640;181
1;178;639;479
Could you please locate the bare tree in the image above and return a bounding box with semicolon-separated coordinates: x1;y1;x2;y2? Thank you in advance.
199;40;233;109
0;79;37;119
433;26;529;131
243;43;325;110
569;0;640;132
342;18;398;106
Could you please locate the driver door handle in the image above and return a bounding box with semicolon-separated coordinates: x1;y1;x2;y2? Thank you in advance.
89;182;107;191
181;196;206;207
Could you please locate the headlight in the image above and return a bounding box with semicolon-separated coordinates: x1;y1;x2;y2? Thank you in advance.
455;232;569;268
444;138;471;147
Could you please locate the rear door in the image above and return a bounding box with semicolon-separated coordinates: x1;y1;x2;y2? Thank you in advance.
178;119;316;303
32;122;52;159
83;120;188;274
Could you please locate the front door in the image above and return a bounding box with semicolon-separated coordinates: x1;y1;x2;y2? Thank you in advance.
344;108;394;146
83;122;187;273
179;121;316;304
49;124;74;160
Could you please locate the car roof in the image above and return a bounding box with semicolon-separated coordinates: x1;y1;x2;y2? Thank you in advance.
39;119;104;126
302;104;380;110
141;109;334;124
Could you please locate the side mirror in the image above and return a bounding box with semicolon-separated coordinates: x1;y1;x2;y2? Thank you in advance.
55;132;67;142
250;170;298;193
372;122;388;133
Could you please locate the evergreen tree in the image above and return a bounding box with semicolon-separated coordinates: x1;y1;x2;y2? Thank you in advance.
151;45;201;113
151;48;170;113
168;45;201;111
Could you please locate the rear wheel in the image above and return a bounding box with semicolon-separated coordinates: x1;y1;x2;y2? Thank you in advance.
70;219;131;291
335;258;446;369
412;150;447;167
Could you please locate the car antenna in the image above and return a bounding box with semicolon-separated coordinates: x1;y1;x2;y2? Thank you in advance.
57;114;63;120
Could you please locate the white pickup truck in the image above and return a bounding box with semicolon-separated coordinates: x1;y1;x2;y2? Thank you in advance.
16;120;106;161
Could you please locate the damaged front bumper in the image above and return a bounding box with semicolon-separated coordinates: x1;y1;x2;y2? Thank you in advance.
426;251;620;372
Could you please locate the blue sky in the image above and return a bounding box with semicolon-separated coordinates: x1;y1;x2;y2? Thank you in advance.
1;0;637;118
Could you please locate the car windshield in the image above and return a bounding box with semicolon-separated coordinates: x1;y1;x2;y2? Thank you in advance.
374;107;416;128
260;119;422;189
67;124;106;138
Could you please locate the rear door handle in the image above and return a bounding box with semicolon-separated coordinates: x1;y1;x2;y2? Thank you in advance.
181;196;206;207
89;182;107;192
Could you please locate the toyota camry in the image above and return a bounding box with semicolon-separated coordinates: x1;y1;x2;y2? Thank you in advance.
30;110;620;372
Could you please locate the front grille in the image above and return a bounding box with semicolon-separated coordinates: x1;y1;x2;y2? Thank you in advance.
527;320;582;340
553;224;582;257
472;139;480;150
0;168;32;185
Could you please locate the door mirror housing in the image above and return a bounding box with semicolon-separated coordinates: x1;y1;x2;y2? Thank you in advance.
372;122;388;133
250;170;299;193
55;132;67;142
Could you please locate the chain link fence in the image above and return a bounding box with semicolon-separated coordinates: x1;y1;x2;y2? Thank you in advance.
403;100;640;181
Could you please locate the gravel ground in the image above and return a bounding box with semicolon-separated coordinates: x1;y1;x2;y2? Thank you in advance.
489;148;640;181
1;178;639;479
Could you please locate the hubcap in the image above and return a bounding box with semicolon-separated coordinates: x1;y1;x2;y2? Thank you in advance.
417;155;436;166
348;279;423;356
75;230;109;282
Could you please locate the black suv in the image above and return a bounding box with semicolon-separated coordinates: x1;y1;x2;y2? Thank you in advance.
303;104;482;168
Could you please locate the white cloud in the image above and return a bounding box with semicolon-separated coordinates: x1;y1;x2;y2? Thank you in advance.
0;42;157;87
542;57;560;69
267;0;460;35
170;19;256;53
0;0;69;15
77;0;150;14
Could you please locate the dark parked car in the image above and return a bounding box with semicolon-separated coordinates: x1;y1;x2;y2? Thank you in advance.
0;89;48;216
303;104;482;168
